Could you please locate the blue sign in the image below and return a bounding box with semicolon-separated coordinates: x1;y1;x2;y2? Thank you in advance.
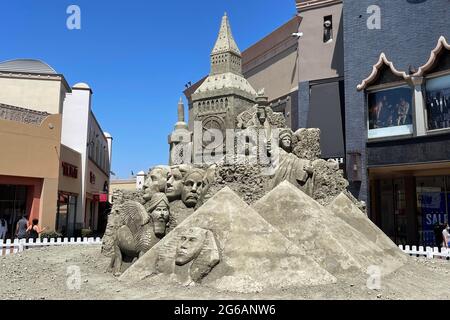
418;192;448;246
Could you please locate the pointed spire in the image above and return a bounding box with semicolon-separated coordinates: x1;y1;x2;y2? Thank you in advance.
211;12;241;56
177;97;185;123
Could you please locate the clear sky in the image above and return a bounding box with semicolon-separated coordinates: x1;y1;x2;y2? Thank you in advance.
3;0;296;179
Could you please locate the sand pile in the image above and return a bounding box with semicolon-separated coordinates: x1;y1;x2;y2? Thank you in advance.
253;181;406;276
328;193;407;271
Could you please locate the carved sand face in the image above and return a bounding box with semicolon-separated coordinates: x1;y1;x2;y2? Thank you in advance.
143;168;168;199
181;173;204;208
166;169;183;201
281;136;292;150
175;228;206;266
257;108;266;126
150;202;170;237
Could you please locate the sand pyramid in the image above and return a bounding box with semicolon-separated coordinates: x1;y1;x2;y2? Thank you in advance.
120;187;336;292
327;193;407;269
252;181;403;276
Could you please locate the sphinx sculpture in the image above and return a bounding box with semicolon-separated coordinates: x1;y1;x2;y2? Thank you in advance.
103;165;214;273
104;193;171;275
155;227;220;286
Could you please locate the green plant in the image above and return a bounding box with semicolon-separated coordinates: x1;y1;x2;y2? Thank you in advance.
81;228;94;238
40;231;63;240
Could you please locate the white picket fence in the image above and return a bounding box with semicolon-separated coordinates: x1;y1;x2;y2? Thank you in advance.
0;237;102;256
399;244;450;259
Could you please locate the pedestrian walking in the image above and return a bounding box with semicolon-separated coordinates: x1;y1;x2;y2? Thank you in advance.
15;215;29;240
26;219;47;240
0;218;7;240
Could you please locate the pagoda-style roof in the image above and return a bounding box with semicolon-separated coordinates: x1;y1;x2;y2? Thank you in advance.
414;36;450;77
357;53;409;91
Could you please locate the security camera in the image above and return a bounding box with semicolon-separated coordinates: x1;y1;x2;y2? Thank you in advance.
324;20;332;28
292;32;303;38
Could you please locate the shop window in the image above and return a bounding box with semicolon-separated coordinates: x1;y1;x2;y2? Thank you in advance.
56;193;77;237
425;74;450;131
323;16;333;43
416;176;448;247
367;86;413;139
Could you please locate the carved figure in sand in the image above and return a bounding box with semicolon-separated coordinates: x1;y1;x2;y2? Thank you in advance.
166;166;184;202
181;168;206;208
156;227;220;285
272;128;314;196
143;166;170;202
107;193;171;275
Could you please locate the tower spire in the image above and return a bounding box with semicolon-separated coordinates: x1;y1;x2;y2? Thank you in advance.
211;12;241;56
177;97;185;123
210;13;242;75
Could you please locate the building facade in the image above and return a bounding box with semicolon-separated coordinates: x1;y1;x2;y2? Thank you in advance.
0;59;112;238
185;2;346;164
62;83;113;236
242;16;301;130
0;60;71;238
343;0;450;245
296;0;345;162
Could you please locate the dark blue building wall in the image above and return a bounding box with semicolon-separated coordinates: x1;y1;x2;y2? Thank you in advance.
343;0;450;202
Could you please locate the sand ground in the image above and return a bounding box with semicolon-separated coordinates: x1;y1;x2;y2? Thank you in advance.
1;245;450;300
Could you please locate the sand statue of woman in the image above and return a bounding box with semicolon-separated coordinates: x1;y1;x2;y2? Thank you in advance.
272;129;314;196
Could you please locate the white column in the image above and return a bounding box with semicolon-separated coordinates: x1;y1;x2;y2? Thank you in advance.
410;76;427;136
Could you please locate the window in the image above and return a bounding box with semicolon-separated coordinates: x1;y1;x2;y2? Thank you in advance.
416;176;448;246
56;193;77;237
323;15;333;43
425;74;450;131
367;86;413;139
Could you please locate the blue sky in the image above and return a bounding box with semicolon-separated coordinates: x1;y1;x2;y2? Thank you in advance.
3;0;295;179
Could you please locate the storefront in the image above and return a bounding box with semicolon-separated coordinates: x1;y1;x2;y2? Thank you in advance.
0;184;29;239
370;167;450;246
359;37;450;246
57;145;82;237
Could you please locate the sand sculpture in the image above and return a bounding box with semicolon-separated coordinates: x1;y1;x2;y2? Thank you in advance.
104;13;406;289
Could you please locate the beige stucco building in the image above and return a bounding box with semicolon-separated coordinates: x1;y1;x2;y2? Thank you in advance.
0;59;112;238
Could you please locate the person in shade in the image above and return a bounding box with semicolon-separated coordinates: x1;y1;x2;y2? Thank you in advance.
15;215;29;240
26;219;47;240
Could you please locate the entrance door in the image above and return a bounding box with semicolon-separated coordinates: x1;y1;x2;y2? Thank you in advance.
0;185;28;239
374;178;408;245
56;193;78;237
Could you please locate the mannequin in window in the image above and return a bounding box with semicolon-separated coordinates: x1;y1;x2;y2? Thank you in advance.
397;97;410;126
